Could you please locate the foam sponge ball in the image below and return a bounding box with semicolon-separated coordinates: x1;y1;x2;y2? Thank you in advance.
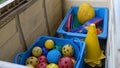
47;49;61;64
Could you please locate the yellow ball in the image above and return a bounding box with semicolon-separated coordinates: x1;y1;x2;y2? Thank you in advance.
71;59;76;66
77;3;95;24
45;39;54;49
26;64;34;68
62;44;74;57
25;56;39;67
46;63;59;68
32;46;42;57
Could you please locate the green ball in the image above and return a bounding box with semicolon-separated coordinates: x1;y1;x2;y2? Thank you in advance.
53;45;62;52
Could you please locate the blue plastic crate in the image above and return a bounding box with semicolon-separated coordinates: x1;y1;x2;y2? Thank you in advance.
14;36;86;68
57;6;108;39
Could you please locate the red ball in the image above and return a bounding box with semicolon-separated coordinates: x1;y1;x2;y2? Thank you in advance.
97;28;102;34
58;57;73;68
36;62;48;68
38;55;47;63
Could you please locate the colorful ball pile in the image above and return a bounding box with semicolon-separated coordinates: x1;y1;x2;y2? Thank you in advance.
25;39;76;68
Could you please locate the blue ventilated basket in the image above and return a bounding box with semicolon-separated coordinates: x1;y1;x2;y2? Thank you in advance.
57;6;108;39
14;36;86;68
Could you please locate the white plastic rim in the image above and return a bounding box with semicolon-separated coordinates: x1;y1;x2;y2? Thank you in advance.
114;0;120;68
106;0;119;68
0;61;30;68
0;0;14;9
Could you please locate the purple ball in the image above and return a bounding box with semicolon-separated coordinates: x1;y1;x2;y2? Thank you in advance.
42;47;49;56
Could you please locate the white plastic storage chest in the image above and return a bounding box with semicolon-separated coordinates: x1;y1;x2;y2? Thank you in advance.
0;0;119;68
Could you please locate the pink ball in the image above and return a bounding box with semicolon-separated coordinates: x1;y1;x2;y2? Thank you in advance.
38;55;47;63
58;57;73;68
36;62;48;68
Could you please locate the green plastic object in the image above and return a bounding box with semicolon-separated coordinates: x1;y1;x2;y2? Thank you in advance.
53;45;62;52
0;0;7;4
72;15;82;29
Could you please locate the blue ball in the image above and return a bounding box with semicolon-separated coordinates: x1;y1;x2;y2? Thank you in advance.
47;49;61;64
42;47;49;56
